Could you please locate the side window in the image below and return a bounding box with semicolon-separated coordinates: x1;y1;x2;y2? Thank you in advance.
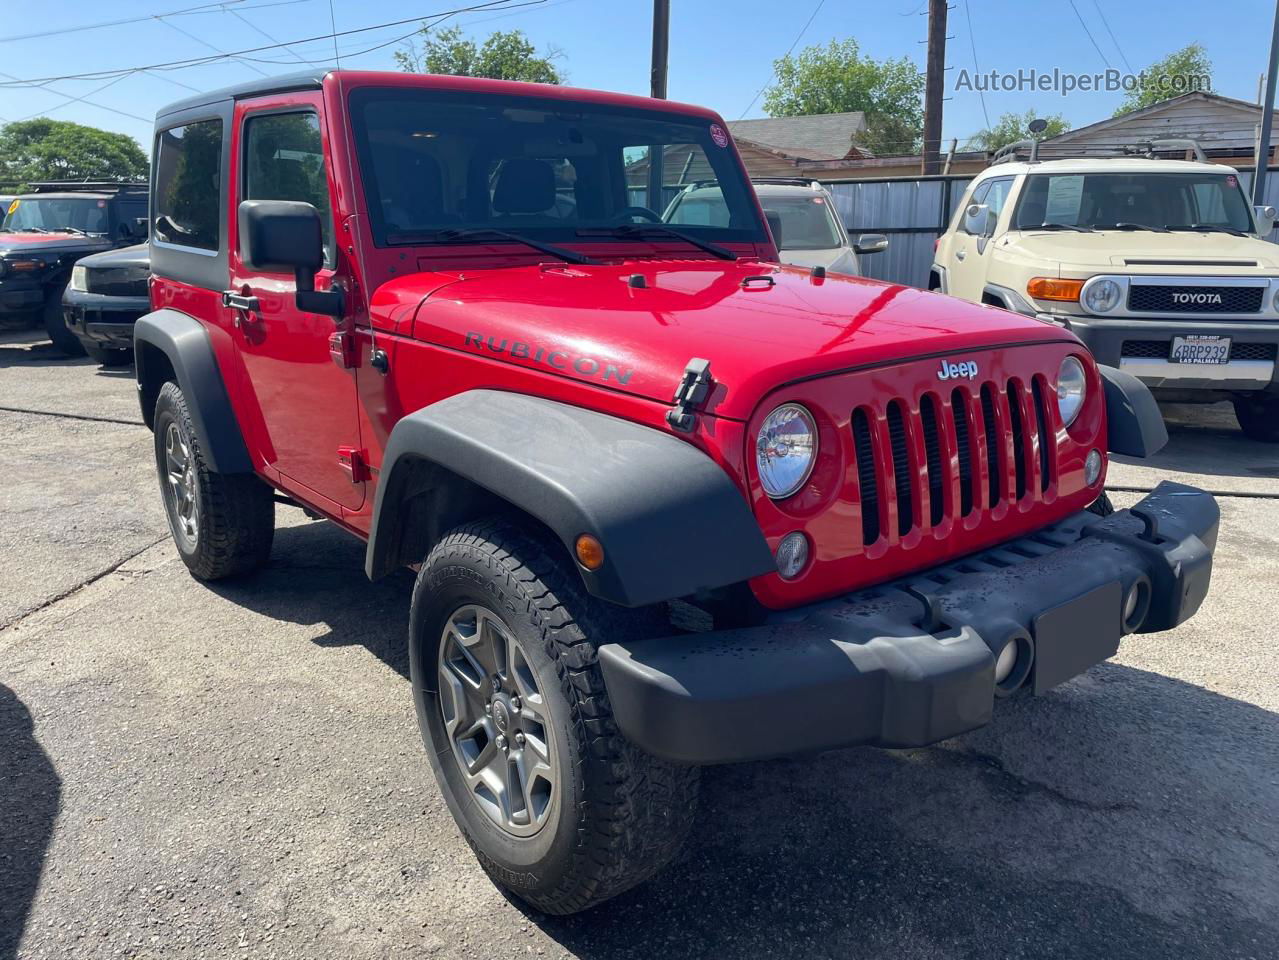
154;119;223;251
957;180;992;234
984;178;1014;218
243;111;333;265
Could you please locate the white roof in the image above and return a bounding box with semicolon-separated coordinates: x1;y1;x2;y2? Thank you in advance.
973;157;1237;181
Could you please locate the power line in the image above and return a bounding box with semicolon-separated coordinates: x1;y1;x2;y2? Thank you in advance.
155;14;273;78
224;7;328;68
0;0;307;44
0;0;544;88
738;0;827;119
962;0;989;128
1090;0;1134;73
0;71;151;124
1067;0;1112;68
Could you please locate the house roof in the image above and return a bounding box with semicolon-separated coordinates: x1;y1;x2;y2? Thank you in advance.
727;112;867;160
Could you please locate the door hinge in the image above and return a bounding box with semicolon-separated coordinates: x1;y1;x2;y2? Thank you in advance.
666;357;713;433
337;446;370;483
328;330;359;369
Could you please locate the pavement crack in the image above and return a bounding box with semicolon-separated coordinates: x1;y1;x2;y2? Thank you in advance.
0;535;169;633
1107;484;1279;501
957;747;1138;813
0;404;144;427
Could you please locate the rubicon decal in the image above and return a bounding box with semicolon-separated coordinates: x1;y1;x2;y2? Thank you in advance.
937;359;979;380
464;332;634;385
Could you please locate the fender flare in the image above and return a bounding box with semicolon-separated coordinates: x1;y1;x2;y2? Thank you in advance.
1098;364;1168;458
365;390;777;608
133;309;253;474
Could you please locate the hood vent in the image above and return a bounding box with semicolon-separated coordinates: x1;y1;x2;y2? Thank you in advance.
1123;258;1259;267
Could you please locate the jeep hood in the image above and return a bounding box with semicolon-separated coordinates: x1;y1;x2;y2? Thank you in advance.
1004;230;1279;272
396;260;1072;421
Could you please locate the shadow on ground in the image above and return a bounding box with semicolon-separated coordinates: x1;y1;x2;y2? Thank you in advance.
0;685;61;960
1112;401;1279;482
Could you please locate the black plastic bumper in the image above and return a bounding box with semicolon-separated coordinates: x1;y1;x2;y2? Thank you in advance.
597;482;1218;765
63;291;149;348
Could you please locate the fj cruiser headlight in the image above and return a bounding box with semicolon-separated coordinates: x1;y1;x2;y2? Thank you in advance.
70;264;88;293
757;403;818;499
1057;356;1087;428
1083;278;1121;313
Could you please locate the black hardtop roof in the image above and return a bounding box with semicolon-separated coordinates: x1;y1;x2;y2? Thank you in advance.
25;181;148;197
155;69;328;121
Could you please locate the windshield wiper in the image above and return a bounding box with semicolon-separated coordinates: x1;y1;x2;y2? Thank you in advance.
12;227;47;234
52;226;88;236
1092;222;1170;233
1167;223;1247;237
385;227;598;266
1028;222;1095;233
577;224;737;261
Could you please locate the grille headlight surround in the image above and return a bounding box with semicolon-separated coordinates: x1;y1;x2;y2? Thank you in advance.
1083;277;1122;313
756;403;818;500
70;264;88;292
1057;355;1087;428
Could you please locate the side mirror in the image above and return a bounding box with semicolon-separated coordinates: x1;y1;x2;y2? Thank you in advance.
964;203;993;237
237;199;342;318
1255;204;1276;235
854;233;889;255
764;209;784;252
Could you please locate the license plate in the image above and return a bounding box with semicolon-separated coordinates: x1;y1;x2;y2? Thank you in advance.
1170;335;1230;364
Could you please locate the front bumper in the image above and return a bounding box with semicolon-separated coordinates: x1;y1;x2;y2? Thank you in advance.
1058;315;1279;391
63;290;149;349
598;482;1217;765
0;277;47;313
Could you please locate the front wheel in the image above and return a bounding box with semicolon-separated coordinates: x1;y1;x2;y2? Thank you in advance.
152;381;274;580
44;286;84;357
410;520;698;915
1233;394;1279;442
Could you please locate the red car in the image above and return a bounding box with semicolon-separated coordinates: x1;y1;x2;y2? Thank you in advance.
135;70;1217;914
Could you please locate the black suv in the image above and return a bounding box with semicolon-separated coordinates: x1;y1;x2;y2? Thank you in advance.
63;244;150;365
0;181;148;355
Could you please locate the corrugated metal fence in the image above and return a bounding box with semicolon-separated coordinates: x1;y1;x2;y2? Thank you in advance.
821;167;1279;290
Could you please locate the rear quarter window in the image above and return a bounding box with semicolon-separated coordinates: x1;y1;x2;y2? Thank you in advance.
153;119;223;251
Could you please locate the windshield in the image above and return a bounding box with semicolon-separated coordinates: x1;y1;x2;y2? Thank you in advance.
349;88;766;248
1013;172;1255;233
2;197;110;234
666;189;842;250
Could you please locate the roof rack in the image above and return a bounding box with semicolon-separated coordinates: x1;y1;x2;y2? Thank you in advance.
748;177;822;188
989;138;1041;166
27;180;147;195
1126;138;1208;162
988;136;1210;167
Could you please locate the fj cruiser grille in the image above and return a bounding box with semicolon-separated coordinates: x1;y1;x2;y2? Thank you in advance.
851;377;1057;547
1127;285;1263;314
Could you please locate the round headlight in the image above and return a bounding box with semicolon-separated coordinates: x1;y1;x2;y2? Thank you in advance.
1083;278;1121;313
757;403;818;499
70;264;88;292
1057;356;1087;428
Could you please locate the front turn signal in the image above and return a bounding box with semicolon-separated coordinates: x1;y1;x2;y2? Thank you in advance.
1027;277;1084;301
575;534;605;571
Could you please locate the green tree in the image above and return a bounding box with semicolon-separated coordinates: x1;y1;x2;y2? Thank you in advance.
1114;43;1212;116
971;110;1071;152
0;119;147;191
762;38;925;155
394;26;563;84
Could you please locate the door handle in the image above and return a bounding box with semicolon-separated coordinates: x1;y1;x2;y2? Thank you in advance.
955;250;966;261
221;290;260;312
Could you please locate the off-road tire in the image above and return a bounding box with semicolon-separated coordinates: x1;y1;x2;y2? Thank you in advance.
1087;491;1115;517
153;381;274;580
1233;395;1279;443
44;286;84;357
84;342;132;367
410;519;699;915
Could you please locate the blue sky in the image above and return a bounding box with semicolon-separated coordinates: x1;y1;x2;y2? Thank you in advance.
0;0;1274;152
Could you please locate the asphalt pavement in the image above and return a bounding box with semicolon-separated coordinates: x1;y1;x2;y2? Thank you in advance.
2;328;1277;960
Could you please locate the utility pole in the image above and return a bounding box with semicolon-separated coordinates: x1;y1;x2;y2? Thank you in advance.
647;0;670;209
1254;0;1279;206
921;0;948;175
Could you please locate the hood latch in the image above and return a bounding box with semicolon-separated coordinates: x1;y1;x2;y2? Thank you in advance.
667;358;713;433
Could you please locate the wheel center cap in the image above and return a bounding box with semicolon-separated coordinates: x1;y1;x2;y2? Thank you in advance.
492;698;512;735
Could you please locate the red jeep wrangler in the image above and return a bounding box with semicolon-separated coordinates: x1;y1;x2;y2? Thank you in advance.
136;70;1218;914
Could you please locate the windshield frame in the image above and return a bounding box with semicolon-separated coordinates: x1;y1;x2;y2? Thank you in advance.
1011;170;1259;235
346;86;769;253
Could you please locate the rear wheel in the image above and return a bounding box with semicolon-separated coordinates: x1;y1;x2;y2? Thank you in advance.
153;381;274;580
1233;394;1279;443
44;286;84;357
410;519;698;915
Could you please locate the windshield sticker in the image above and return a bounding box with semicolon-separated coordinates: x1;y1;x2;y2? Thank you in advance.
709;123;728;148
1045;175;1084;222
1227;175;1238;188
6;199;17;215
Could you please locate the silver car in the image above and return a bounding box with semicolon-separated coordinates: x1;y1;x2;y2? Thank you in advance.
663;178;886;275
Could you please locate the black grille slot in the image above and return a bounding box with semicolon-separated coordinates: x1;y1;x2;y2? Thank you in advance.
886;401;913;536
980;385;1001;507
1006;383;1027;501
1232;342;1278;361
1127;285;1263;314
951;389;974;517
1121;339;1168;358
852;408;879;545
1031;378;1051;492
920;395;945;526
85;267;148;298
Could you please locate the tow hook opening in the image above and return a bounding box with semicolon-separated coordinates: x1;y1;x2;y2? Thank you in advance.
992;629;1034;696
1122;576;1153;634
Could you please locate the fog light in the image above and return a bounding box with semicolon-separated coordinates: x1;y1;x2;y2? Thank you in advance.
1084;449;1103;486
775;532;809;579
994;642;1019;684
